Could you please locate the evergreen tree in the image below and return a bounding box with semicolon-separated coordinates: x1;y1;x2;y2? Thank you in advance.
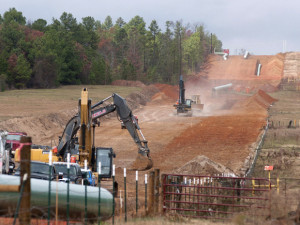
3;8;26;25
103;16;113;30
15;54;32;88
31;19;47;32
0;8;224;88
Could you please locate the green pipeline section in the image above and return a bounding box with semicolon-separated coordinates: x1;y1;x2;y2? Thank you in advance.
0;174;113;221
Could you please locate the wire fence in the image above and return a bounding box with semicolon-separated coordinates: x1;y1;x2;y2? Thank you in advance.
269;119;300;129
162;174;300;221
0;166;150;225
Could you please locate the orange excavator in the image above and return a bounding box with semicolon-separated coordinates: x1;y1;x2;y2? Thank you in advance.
56;88;152;172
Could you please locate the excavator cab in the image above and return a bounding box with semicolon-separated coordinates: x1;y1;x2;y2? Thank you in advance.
96;147;115;178
185;99;193;107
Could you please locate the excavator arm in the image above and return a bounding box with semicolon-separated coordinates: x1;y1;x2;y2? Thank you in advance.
56;89;152;171
91;94;150;158
56;115;80;159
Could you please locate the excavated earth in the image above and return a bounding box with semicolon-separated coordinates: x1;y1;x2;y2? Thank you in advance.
0;54;284;212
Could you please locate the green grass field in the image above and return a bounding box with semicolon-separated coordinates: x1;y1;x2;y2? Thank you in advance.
0;85;141;103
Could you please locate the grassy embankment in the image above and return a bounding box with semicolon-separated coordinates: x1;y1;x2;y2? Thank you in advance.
0;85;141;122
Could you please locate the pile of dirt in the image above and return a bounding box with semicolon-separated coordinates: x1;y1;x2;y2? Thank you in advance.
260;53;284;77
257;89;277;104
0;85;159;145
0;109;77;144
174;155;234;176
126;85;159;110
154;84;178;100
111;80;146;87
151;92;174;103
256;83;278;93
233;89;277;111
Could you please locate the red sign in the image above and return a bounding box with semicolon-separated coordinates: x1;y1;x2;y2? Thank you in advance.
264;166;273;171
223;49;230;54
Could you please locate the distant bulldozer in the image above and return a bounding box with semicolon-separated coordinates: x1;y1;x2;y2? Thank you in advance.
191;95;204;112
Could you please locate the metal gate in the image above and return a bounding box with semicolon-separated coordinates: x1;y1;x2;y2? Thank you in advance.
162;174;271;220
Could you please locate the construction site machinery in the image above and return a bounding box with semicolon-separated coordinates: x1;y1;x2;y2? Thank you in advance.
191;95;204;111
174;75;192;114
174;75;203;115
56;88;152;174
14;89;152;176
0;131;15;174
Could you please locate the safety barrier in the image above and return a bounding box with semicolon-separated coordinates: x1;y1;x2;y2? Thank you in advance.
162;174;271;220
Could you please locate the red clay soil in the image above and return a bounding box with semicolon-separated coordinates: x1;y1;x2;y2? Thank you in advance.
154;83;178;100
150;89;274;175
256;89;277;105
256;83;278;93
204;54;284;81
154;113;266;174
233;89;277;112
193;54;285;93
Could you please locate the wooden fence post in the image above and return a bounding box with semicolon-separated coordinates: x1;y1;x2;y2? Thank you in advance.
154;169;160;214
148;171;155;215
20;136;31;225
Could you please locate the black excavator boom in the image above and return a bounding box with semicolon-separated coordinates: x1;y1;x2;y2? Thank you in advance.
57;91;152;171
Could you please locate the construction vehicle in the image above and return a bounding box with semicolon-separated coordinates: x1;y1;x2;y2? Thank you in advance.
174;75;191;114
173;75;203;115
191;95;204;112
63;88;152;172
17;88;152;175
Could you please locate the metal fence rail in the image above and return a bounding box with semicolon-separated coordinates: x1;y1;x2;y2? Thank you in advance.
162;174;271;220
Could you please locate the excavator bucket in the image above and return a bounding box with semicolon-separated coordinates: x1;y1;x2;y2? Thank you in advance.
130;154;153;171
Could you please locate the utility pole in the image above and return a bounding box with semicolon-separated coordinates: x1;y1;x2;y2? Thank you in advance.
179;31;182;76
210;33;213;54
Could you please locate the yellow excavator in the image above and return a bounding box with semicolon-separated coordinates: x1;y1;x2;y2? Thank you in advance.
16;88;153;173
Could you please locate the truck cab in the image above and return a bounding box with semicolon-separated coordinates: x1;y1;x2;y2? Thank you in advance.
5;132;27;158
6;132;27;149
53;162;83;184
81;169;96;186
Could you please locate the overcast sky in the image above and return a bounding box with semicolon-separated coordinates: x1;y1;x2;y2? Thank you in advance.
0;0;298;55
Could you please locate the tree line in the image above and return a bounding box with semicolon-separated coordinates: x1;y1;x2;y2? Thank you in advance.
0;8;223;89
